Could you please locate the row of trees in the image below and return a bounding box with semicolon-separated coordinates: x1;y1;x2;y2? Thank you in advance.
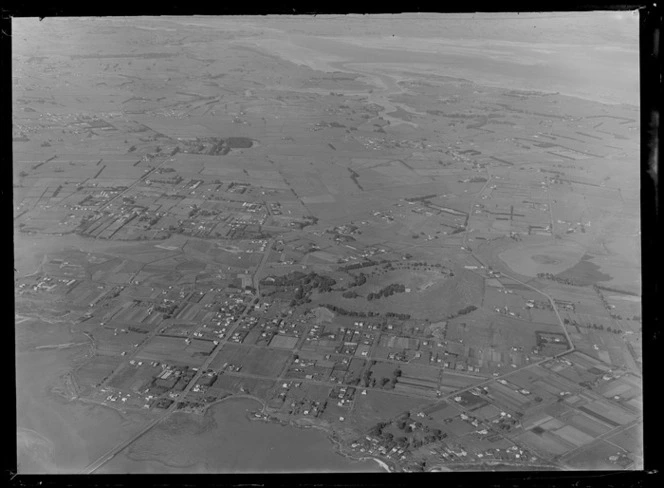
265;271;337;294
386;312;412;320
537;273;583;286
318;306;411;322
340;260;386;272
349;273;367;288
456;305;477;316
446;305;477;320
563;318;623;334
592;285;638;322
380;368;402;390
320;304;381;318
367;283;406;301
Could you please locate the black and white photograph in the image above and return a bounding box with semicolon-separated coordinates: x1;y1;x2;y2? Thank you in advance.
11;10;645;475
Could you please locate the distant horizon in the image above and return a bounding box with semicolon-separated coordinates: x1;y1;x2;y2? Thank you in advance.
13;11;642;474
14;12;639;106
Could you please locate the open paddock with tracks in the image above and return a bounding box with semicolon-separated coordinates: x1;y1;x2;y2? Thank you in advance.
350;389;431;431
209;343;293;377
498;238;586;278
75;355;123;393
135;336;211;367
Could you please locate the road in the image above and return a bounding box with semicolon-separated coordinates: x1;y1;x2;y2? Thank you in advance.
558;417;641;466
253;238;275;294
94;155;172;215
497;270;574;351
368;174;577;455
82;193;577;473
462;177;493;251
81;239;275;474
461;174;574;351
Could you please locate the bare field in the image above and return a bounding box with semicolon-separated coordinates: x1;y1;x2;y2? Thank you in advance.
209;344;292;377
498;238;586;277
350;390;431;431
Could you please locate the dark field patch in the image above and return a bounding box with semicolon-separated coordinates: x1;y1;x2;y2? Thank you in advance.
555;254;613;285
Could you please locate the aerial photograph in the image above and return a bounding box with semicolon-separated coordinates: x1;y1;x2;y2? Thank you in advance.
13;12;642;474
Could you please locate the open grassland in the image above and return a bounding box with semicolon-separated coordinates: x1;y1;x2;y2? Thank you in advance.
209;343;293;377
136;336;209;367
350;390;431;431
498;238;586;277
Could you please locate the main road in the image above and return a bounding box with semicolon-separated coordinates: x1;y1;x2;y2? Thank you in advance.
461;175;574;350
374;174;576;449
81;238;276;474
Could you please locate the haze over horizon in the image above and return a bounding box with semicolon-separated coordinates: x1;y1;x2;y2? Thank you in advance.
14;12;642;475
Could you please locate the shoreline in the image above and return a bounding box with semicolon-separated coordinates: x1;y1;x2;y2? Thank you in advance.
238;38;637;109
244;404;393;472
134;395;388;473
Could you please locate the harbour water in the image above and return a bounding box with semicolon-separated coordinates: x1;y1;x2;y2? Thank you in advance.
16;337;153;474
100;397;383;473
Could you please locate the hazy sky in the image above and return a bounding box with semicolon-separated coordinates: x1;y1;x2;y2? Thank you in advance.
13;11;640;105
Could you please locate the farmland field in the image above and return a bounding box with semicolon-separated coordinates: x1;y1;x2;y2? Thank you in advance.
136;337;209;367
498;238;586;277
14;12;641;474
350;390;431;431
209;344;293;377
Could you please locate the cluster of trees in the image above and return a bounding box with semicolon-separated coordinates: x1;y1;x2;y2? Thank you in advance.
530;300;554;311
365;411;448;454
456;305;477;316
263;271;336;292
292;216;319;230
230;230;273;241
563;318;623;334
386;312;411;320
362;369;374;388
288;273;337;307
225;137;254;148
400;261;441;268
367;283;406;301
320;304;381;318
127;325;148;334
378;368;402;390
495;419;518;432
207;138;231;156
405;194;437;202
318;305;411;321
446;305;477;320
349;273;367;288
368;420;391;437
342;290;360;299
156;302;178;318
537;273;583;286
594;284;639;297
340;260;387;272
